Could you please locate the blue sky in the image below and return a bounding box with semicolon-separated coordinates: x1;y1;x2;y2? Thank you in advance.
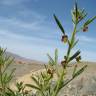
0;0;96;62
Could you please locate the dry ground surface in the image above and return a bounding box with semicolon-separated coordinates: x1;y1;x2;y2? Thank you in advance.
8;61;96;95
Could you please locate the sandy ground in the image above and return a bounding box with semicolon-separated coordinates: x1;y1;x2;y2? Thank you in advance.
9;61;96;94
9;61;45;91
10;69;46;92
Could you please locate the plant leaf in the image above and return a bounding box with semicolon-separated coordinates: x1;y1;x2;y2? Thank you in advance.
68;50;80;62
84;16;96;27
73;65;87;78
71;10;75;24
26;84;41;91
54;14;65;34
7;87;15;96
77;8;87;22
75;0;78;20
31;76;40;87
55;49;58;65
47;53;55;66
72;39;79;48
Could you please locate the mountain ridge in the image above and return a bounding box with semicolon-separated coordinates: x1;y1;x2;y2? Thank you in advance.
6;51;44;64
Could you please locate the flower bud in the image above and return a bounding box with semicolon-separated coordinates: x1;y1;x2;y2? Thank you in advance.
47;68;54;77
76;56;81;62
78;16;82;21
83;26;88;32
24;90;29;94
61;60;67;68
64;56;67;60
61;35;68;43
0;87;3;92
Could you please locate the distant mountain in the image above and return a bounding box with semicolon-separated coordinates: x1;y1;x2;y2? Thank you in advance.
5;52;44;64
5;52;44;81
6;52;30;61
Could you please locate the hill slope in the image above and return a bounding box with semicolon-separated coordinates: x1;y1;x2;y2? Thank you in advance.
6;51;44;81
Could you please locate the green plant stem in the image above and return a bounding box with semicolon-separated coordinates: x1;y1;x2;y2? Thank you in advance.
52;24;77;96
66;24;77;63
59;77;75;91
52;69;64;96
41;90;45;96
55;65;60;77
0;67;5;95
0;67;3;87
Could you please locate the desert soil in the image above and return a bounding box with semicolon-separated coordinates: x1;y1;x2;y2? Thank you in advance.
9;61;96;95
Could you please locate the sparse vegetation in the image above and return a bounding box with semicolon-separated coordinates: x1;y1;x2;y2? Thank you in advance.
0;1;96;96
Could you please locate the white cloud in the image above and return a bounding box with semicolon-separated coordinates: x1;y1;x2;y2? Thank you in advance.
0;0;39;6
0;0;95;62
19;10;46;22
77;35;96;43
0;29;55;44
0;16;44;31
0;30;62;62
0;29;96;62
0;8;59;41
0;0;27;5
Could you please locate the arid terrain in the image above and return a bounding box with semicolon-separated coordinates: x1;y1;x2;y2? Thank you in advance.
7;52;96;95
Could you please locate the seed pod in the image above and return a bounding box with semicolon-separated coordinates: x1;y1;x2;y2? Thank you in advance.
47;68;54;77
83;26;88;32
24;90;29;94
61;60;67;68
78;15;82;21
76;56;81;62
61;35;68;43
64;56;67;60
0;87;3;92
